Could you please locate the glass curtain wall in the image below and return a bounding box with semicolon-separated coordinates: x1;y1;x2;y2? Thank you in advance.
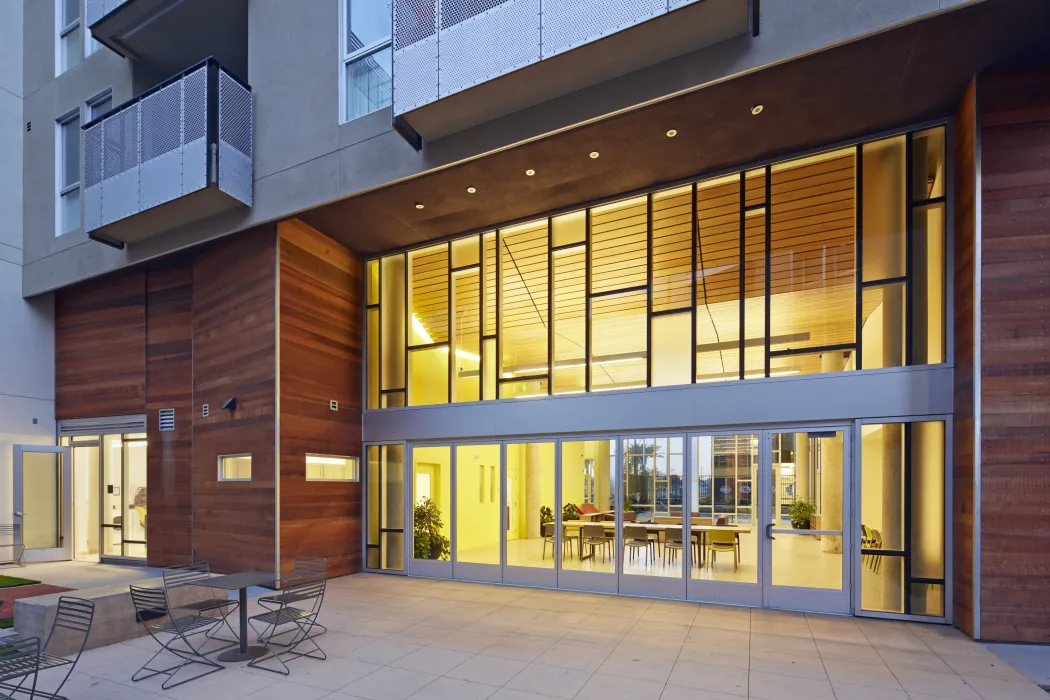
860;421;946;617
366;444;405;571
505;442;555;569
366;127;947;408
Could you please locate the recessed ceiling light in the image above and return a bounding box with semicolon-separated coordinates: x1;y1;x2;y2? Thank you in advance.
751;104;764;116
666;129;677;138
466;186;476;194
525;169;536;176
589;151;600;159
415;202;424;209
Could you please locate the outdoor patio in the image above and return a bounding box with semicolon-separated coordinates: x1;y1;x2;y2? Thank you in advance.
33;573;1048;700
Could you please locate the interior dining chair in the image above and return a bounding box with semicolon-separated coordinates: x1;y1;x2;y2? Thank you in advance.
581;524;611;562
708;530;738;571
622;524;651;567
663;526;684;566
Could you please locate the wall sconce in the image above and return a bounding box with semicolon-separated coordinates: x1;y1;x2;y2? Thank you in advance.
220;397;237;412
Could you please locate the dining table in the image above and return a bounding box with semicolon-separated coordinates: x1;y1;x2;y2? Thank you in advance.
205;571;278;662
560;520;751;565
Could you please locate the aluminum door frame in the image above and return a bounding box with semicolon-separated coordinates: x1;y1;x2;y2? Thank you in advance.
450;440;504;584
760;426;853;614
617;432;689;600
556;435;619;595
407;442;454;579
13;445;73;563
502;438;558;589
686;429;764;607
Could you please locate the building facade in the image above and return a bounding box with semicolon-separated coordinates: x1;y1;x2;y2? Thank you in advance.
7;0;1050;642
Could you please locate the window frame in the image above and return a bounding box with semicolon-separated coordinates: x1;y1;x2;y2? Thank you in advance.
56;109;82;237
218;453;253;482
87;89;113;121
305;454;361;482
56;0;82;76
340;0;393;123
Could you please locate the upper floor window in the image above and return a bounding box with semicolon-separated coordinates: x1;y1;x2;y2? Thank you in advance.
88;91;112;121
342;0;392;122
364;126;948;409
218;454;252;481
56;110;81;235
57;0;82;74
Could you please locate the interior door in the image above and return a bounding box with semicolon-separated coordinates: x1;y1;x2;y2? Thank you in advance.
13;445;72;562
453;443;503;582
761;429;851;613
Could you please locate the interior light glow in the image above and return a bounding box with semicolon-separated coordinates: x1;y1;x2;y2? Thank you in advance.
306;456;349;465
411;314;433;344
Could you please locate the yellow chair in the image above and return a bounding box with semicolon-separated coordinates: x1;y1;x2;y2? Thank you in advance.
708;530;738;571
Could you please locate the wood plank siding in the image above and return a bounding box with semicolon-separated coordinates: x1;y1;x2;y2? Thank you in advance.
277;220;363;577
978;65;1050;643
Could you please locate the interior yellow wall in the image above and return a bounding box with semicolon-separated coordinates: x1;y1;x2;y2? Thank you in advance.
506;443;555;541
455;444;501;555
413;446;451;545
409;348;449;406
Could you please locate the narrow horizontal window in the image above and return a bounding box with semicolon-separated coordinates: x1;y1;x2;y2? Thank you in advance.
218;453;252;481
306;454;360;481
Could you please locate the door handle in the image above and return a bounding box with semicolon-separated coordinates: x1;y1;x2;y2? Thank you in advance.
765;523;775;540
13;512;22;517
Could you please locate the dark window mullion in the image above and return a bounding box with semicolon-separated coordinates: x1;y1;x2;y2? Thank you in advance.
855;144;863;371
764;165;772;378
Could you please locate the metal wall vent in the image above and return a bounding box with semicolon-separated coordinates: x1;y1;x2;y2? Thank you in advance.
202;404;209;418
329;400;339;412
158;408;176;432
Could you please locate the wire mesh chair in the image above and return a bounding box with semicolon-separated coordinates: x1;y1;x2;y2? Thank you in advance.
162;562;239;644
129;585;224;690
247;575;327;675
0;638;41;700
0;597;93;700
255;557;328;642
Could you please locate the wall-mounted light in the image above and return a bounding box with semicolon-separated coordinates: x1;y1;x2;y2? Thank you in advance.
415;202;425;209
525;169;536;176
220;397;237;411
751;104;764;116
467;186;477;194
589;151;600;159
666;129;678;138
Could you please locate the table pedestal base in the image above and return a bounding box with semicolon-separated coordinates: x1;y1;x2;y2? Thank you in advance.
218;645;268;662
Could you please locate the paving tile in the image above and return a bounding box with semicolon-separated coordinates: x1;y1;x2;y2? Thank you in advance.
750;649;829;680
535;641;611;672
479;634;557;662
344;639;421;664
161;668;278;700
822;659;903;689
877;648;953;673
816;640;884;665
830;682;910;700
575;673;666;700
489;689;560;700
889;668;981;700
288;659;382;691
242;682;333;700
748;670;836;700
340;666;438;700
960;676;1050;700
406;677;498;700
599;648;676;683
389;647;474;675
431;631;506;654
446;655;529;686
750;632;818;655
940;655;1030;682
667;659;749;695
660;687;748;700
503;662;592;699
678;645;751;670
686;627;751;649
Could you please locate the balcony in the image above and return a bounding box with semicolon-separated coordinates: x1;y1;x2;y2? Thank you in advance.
86;0;248;79
392;0;753;141
82;59;252;248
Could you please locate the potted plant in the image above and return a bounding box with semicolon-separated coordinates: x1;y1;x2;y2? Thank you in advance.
539;505;554;532
789;499;816;530
413;497;450;560
562;503;581;522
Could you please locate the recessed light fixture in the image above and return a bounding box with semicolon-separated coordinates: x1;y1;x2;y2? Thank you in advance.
666;129;677;138
525;169;536;176
415;202;425;209
751;104;764;116
467;186;477;194
589;151;600;159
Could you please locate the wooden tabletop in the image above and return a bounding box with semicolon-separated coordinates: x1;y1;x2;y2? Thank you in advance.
562;520;750;533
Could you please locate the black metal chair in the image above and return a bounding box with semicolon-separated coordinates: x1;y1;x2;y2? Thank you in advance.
247;575;327;675
162;562;239;644
0;637;41;700
0;597;93;700
255;557;328;641
129;584;224;690
0;526;25;568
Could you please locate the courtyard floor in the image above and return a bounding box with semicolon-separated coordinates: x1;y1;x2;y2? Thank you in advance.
35;573;1049;700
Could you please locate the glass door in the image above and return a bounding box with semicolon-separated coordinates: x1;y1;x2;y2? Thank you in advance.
619;435;687;599
558;438;617;593
365;444;405;573
410;444;452;578
687;432;762;605
762;429;851;613
71;442;100;562
504;441;556;588
13;445;72;562
453;443;502;582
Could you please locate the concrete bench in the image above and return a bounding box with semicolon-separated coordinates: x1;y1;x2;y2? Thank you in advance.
13;579;213;655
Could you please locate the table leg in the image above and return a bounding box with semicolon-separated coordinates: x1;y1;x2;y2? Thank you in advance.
217;587;268;662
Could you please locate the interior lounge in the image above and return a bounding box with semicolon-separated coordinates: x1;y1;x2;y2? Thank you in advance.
362;124;950;619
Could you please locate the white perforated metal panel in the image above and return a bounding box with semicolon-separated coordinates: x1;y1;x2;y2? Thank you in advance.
394;0;438;49
84;185;102;233
542;0;666;59
182;138;208;195
439;0;540;97
668;0;698;9
394;37;439;113
138;81;184;210
217;70;253;206
101;167;139;226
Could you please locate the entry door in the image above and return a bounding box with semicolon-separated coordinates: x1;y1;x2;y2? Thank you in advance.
761;429;851;613
452;443;503;583
13;445;72;562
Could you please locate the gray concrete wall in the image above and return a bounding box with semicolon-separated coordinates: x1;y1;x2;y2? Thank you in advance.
21;0;981;296
1;0;57;526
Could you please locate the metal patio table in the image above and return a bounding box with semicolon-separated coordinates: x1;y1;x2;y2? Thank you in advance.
206;571;277;662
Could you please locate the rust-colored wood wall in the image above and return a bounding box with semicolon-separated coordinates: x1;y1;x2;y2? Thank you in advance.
55;272;146;419
977;64;1050;643
55;222;362;576
277;220;363;577
191;229;278;573
145;263;194;567
951;79;977;638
